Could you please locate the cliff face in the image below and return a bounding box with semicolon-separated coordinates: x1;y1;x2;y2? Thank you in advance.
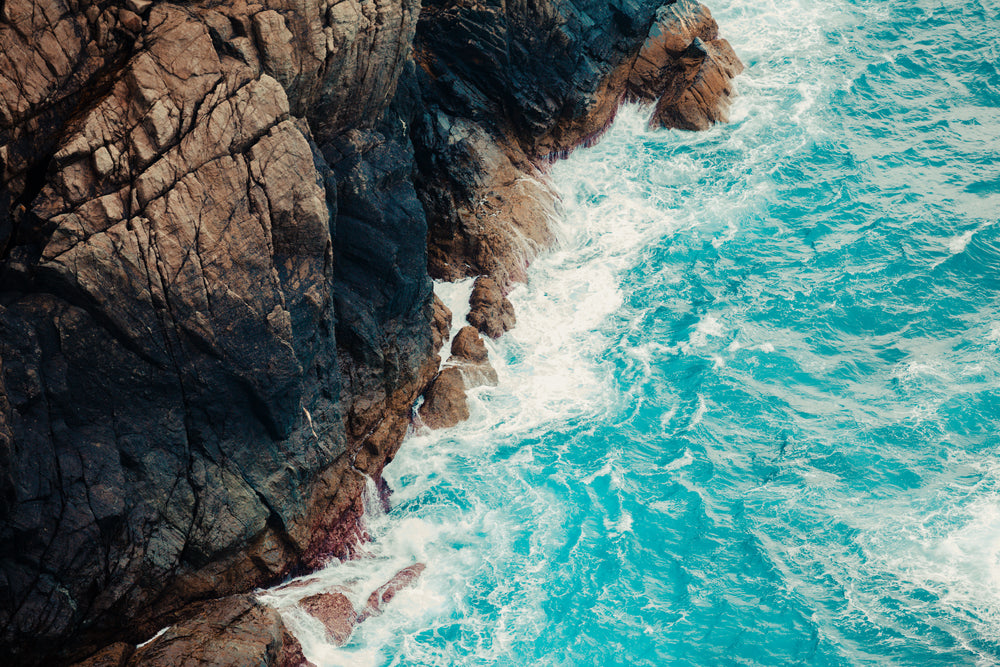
0;0;739;662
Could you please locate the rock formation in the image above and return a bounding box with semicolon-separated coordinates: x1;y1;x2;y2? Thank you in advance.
0;0;741;662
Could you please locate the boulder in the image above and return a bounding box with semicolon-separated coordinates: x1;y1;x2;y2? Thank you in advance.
299;592;358;646
447;326;499;387
450;326;489;364
418;367;470;429
467;277;517;339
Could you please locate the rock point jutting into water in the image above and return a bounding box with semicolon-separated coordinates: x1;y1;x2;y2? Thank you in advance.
0;0;741;661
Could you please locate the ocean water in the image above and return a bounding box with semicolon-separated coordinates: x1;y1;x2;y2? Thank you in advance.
261;0;1000;663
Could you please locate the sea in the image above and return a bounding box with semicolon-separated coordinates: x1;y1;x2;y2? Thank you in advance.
260;0;1000;663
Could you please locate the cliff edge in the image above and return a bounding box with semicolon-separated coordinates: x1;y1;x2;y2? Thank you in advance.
0;0;740;662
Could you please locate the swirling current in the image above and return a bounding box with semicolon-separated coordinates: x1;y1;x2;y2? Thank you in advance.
261;0;1000;663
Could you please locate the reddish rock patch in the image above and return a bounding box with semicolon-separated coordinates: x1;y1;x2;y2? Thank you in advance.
299;591;358;646
360;563;427;621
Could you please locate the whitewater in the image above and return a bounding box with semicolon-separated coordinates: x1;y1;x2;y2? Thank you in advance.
260;0;1000;663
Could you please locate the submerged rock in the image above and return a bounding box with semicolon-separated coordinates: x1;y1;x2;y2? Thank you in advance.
296;563;426;646
360;563;427;621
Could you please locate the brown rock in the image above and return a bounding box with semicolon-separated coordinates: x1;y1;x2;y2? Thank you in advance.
421;116;559;289
447;326;498;387
360;563;426;621
431;294;453;352
650;37;744;131
450;325;488;363
70;643;134;667
126;595;284;667
299;591;358;646
467;276;517;339
277;629;316;667
627;0;720;101
418;367;469;429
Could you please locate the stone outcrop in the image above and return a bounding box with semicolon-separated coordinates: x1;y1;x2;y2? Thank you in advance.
0;0;433;662
467;276;517;339
418;367;469;430
297;562;425;646
403;0;743;293
0;0;740;662
299;591;357;646
122;596;291;667
447;325;498;388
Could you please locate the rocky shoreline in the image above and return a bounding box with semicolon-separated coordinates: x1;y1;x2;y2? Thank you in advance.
0;0;740;662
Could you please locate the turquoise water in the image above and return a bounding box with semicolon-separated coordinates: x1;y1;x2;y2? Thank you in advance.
265;0;1000;663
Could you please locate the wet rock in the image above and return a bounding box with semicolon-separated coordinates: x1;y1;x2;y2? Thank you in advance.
450;326;489;364
360;563;426;621
277;629;316;667
70;643;134;667
418;367;470;430
431;294;453;352
448;326;498;387
126;595;284;666
415;114;559;288
299;591;357;646
467;277;517;339
650;36;745;131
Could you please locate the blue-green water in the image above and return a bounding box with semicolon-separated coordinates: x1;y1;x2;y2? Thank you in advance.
265;0;1000;663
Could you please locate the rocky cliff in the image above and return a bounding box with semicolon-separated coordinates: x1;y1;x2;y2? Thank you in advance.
0;0;740;662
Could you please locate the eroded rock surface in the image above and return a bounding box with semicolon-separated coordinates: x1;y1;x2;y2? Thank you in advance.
448;325;498;388
418;367;470;430
0;0;739;661
467;276;517;339
124;595;286;667
299;591;357;646
0;0;431;662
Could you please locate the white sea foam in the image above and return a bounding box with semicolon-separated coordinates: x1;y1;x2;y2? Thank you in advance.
948;230;975;254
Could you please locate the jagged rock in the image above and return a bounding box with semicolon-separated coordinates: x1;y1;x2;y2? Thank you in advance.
300;591;358;646
277;629;316;667
0;0;434;662
467;277;517;339
415;114;559;288
125;595;286;666
360;563;426;621
431;294;453;352
447;325;498;387
418;367;470;430
650;37;745;131
69;643;134;667
450;326;489;364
